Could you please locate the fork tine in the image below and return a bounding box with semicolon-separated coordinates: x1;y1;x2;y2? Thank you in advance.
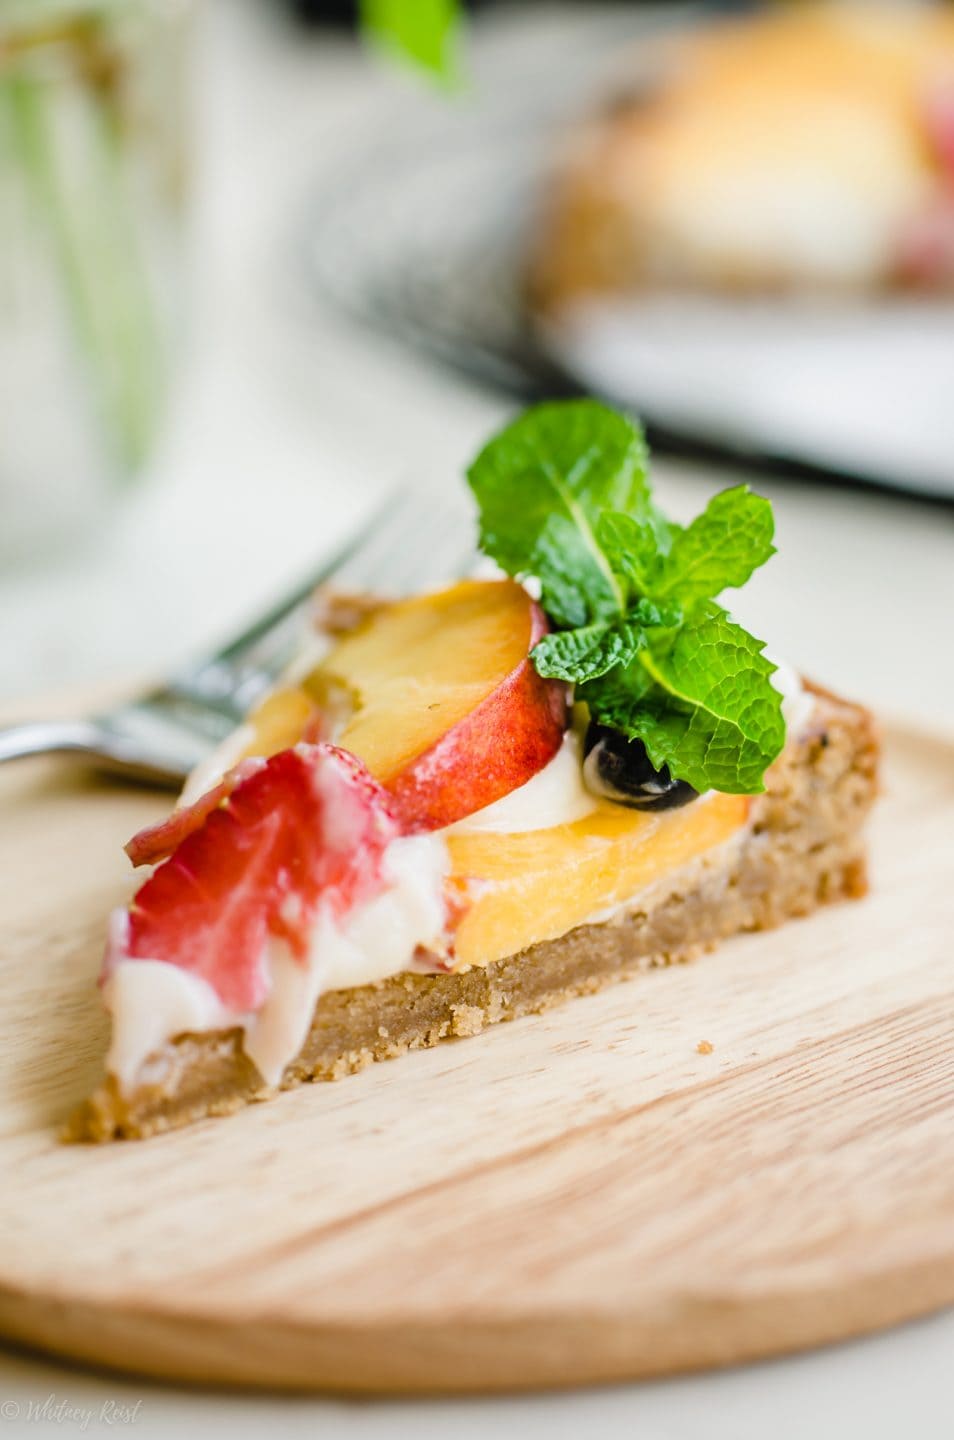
0;486;481;788
332;487;472;597
214;488;401;665
165;486;475;716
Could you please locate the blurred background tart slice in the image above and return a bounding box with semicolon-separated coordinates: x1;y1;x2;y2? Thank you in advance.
528;3;954;309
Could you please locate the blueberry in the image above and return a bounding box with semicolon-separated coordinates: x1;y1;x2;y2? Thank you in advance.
582;722;699;811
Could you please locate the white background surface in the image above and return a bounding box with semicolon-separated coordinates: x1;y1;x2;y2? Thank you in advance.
1;2;952;1433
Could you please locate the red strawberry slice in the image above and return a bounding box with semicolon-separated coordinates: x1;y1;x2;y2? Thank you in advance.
895;198;954;285
107;744;398;1013
894;84;954;285
125;759;266;868
924;84;954;182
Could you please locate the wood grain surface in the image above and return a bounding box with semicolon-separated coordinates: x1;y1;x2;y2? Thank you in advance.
0;721;951;1392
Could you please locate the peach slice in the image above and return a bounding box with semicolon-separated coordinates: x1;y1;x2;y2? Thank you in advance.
230;580;568;832
311;579;568;830
242;686;323;756
447;792;750;969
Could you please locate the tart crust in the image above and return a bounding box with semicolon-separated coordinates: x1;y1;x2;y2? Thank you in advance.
68;684;877;1142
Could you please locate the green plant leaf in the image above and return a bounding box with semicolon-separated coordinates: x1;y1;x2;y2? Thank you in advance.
597;510;667;597
584;612;785;793
655;485;776;604
577;650;656;723
466;399;650;628
531;620;645;684
359;0;462;84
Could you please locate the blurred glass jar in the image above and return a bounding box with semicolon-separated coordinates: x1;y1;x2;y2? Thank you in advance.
0;0;191;560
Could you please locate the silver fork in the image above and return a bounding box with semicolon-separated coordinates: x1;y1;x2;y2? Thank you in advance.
0;489;475;788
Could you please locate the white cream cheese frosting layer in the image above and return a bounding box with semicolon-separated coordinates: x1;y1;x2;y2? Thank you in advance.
104;831;448;1091
449;730;597;835
768;655;816;737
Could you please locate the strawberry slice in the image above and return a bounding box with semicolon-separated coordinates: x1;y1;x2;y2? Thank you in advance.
896;84;954;285
125;759;266;868
895;199;954;286
107;744;398;1012
924;84;954;183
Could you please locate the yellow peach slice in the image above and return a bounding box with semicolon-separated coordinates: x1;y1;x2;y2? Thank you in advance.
240;580;568;831
448;792;750;969
243;687;320;758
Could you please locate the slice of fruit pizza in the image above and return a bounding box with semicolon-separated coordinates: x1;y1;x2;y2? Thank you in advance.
70;401;878;1141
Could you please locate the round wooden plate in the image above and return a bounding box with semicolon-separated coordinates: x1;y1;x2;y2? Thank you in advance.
0;722;951;1392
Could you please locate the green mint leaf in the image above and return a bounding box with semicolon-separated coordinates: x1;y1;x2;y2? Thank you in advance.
656;485;775;604
531;620;645;684
466;399;650;628
578;650;655;724
597;510;671;597
360;0;462;84
627;613;785;793
629;596;684;629
531;599;681;684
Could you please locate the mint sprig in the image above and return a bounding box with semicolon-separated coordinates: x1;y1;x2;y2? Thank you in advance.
467;399;650;628
466;400;786;795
